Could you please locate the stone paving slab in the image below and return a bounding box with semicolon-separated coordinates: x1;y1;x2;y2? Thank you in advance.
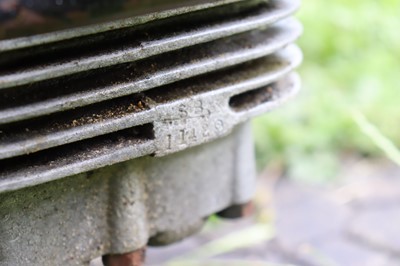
272;179;400;266
144;159;400;265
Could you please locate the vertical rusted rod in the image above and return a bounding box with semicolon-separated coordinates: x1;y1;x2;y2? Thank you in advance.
217;201;254;219
102;248;146;266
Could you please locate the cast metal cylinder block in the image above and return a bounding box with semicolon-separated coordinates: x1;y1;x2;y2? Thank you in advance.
0;0;302;265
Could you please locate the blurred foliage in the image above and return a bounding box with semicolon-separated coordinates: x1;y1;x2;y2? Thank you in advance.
253;0;400;183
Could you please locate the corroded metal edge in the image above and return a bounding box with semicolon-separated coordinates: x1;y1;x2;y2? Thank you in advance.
0;0;248;50
0;44;302;160
0;0;299;89
0;72;300;193
0;19;302;123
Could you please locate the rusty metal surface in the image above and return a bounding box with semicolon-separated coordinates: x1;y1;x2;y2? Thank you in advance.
0;0;299;89
217;202;255;219
0;0;246;43
102;248;146;266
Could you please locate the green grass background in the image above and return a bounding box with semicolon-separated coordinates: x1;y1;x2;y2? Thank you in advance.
253;0;400;183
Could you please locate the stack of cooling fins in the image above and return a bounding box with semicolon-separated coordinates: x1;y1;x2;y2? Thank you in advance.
0;0;302;193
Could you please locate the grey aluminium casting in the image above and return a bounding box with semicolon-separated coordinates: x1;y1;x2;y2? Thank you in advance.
0;0;302;264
